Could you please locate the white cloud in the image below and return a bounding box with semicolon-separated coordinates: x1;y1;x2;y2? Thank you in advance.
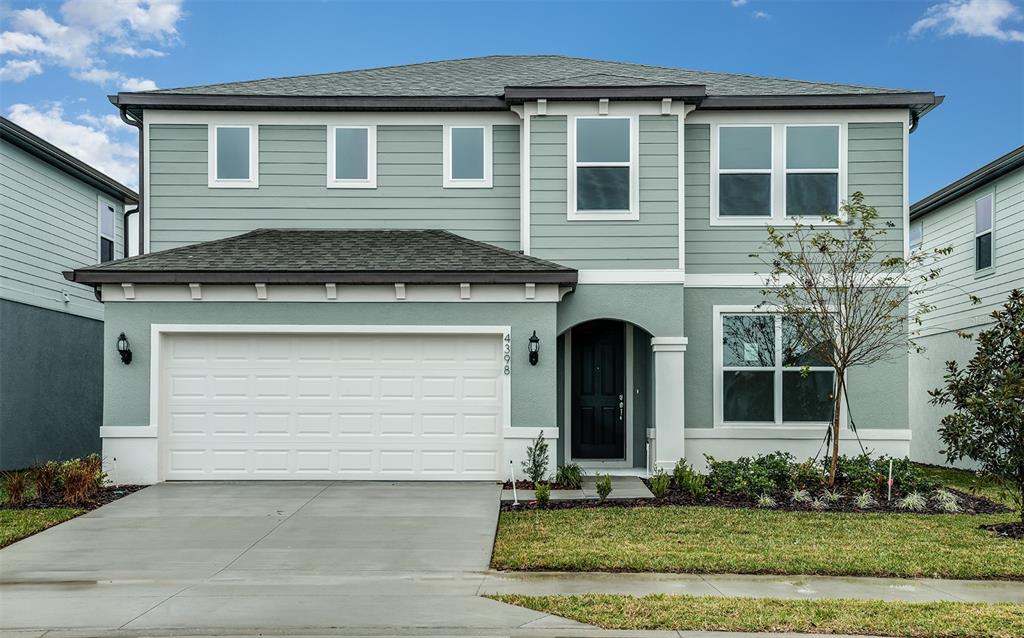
72;66;158;90
1;1;182;85
0;59;44;81
731;0;748;6
911;0;1024;42
753;10;771;19
7;103;139;188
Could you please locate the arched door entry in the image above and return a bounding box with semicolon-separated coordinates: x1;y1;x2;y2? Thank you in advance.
570;320;626;460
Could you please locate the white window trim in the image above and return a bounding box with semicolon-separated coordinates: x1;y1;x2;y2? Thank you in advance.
974;192;995;276
327;125;376;189
711;123;846;226
97;196;116;262
443;124;492;188
712;305;836;428
568;115;640;221
208;124;259;188
782;124;842;220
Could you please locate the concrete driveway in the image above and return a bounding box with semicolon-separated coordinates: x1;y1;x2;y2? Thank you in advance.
0;481;583;633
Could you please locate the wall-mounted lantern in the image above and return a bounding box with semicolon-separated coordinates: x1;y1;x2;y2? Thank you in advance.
117;332;133;365
528;331;540;366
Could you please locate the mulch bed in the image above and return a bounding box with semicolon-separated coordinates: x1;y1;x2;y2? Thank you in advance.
501;481;1011;518
503;480;580;491
0;484;145;511
981;521;1024;539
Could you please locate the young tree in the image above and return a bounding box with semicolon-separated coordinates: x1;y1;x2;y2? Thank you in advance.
931;289;1024;524
754;192;950;485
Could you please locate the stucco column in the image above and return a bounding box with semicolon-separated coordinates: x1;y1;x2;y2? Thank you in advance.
651;337;687;471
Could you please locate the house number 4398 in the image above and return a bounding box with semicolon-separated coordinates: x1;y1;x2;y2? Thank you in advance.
503;333;512;375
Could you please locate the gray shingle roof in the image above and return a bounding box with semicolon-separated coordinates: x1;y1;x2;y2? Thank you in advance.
148;55;918;98
65;228;578;285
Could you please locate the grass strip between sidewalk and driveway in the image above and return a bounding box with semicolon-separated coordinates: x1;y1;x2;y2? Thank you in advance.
0;508;85;548
489;593;1024;638
493;506;1024;579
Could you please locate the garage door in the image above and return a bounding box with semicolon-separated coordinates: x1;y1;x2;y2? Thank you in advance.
159;331;506;480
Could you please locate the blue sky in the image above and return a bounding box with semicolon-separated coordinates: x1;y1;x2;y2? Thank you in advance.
1;0;1022;199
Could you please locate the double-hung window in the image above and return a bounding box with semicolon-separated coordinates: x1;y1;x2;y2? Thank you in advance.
328;125;376;188
975;193;994;272
570;116;637;220
98;199;115;263
713;123;843;224
717;310;835;425
209;125;258;188
443;125;491;188
785;125;840;217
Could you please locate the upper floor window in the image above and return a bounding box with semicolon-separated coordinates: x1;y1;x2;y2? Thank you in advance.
328;125;376;188
443;125;491;188
909;220;923;253
569;116;638;221
975;193;994;272
98;199;115;263
713;123;844;225
716;309;835;425
209;125;258;188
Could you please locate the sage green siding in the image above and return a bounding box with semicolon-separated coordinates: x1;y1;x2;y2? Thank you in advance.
684;122;905;274
529;115;679;269
148;124;520;252
684;287;909;431
1;139;124;320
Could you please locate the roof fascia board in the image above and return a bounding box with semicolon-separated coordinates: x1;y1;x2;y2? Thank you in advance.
699;93;941;111
504;85;705;103
0;118;138;202
111;93;509;111
910;144;1024;220
65;270;578;285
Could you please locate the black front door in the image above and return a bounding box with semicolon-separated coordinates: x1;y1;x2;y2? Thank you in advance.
571;320;626;460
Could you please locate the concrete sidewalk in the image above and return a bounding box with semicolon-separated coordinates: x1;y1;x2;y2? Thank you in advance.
0;630;894;638
480;570;1024;603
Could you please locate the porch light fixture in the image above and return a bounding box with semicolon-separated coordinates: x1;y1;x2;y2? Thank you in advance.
116;332;133;365
528;331;540;366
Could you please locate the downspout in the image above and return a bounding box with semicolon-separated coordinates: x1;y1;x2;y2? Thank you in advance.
908;110;920;134
118;105;144;255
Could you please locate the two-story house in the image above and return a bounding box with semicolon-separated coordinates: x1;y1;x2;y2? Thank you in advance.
1;116;137;469
908;144;1024;467
63;56;942;484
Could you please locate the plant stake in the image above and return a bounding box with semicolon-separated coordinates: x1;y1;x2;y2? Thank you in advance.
887;459;894;503
509;460;519;507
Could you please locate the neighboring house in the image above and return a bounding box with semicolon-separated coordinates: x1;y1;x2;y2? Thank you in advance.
1;116;138;469
908;144;1024;466
62;56;942;484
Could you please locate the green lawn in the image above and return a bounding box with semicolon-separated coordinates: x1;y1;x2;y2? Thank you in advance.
918;463;1017;509
490;594;1024;638
0;508;84;548
493;506;1024;579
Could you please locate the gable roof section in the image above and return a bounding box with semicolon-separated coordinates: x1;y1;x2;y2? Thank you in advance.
64;228;578;286
0;116;138;203
110;55;941;119
911;144;1024;220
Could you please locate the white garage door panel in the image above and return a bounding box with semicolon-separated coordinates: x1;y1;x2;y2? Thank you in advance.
160;332;505;480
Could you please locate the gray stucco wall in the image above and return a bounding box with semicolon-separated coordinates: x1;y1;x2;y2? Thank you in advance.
148;123;521;252
0;299;102;468
683;287;909;432
557;283;684;337
102;301;557;431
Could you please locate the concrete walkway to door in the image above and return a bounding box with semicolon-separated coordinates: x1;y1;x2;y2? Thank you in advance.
0;482;585;633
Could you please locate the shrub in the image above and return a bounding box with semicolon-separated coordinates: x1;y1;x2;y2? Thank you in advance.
932;489;961;513
829;454;939;496
521;432;549;484
833;454;884;493
791;459;825;491
896;491;928;512
32;461;61;499
555;463;585;489
672;460;708;500
755;493;777;508
853;490;877;509
61;455;106;506
595;474;613;501
2;472;28;506
534;482;551;505
706;452;794;499
649;469;671;499
790;489;812;504
823;488;843;504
